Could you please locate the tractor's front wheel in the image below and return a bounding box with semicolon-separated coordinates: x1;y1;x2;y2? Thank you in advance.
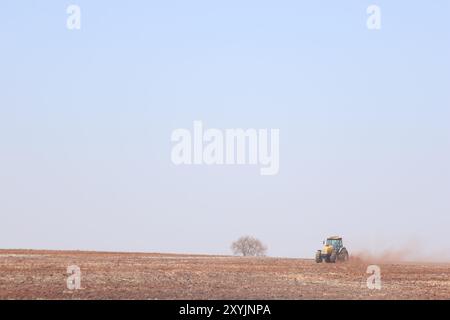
315;251;322;263
330;251;337;263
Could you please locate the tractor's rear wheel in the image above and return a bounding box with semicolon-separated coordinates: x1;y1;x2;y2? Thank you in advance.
342;251;349;262
338;249;349;262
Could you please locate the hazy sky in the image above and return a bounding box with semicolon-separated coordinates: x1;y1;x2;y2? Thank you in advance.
1;1;449;259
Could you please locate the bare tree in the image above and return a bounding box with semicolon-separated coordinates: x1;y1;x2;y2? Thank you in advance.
231;236;267;257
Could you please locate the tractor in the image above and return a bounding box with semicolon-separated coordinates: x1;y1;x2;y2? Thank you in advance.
315;236;349;263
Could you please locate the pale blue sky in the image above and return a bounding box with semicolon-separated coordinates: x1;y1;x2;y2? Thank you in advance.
0;1;449;259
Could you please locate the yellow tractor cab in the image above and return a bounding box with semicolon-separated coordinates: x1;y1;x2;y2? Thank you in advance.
315;236;349;263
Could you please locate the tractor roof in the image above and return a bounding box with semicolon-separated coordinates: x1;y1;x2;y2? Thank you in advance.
327;236;342;240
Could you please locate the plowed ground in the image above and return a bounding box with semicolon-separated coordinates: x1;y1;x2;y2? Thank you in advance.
0;250;448;299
